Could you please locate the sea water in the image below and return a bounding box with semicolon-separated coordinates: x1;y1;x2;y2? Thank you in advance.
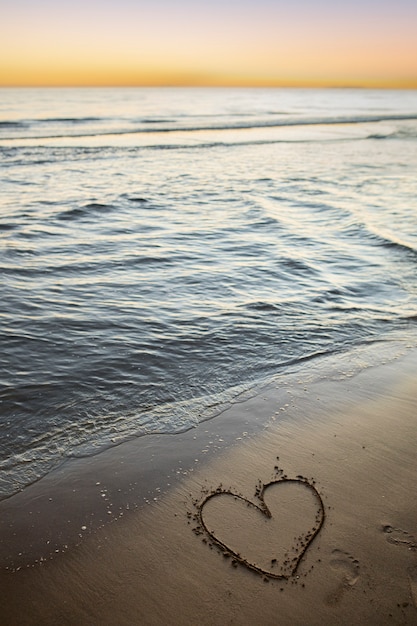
1;87;417;500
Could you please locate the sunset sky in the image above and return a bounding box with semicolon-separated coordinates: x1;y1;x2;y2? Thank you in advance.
1;0;417;88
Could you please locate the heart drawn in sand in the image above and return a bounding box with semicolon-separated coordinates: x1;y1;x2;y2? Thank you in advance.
196;477;325;579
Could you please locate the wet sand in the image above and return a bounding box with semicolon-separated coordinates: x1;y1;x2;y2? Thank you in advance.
1;349;417;625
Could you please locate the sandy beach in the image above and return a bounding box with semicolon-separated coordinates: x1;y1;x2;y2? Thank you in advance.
1;348;417;625
2;86;417;626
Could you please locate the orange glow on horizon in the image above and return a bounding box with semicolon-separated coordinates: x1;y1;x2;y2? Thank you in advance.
1;62;416;90
1;0;416;89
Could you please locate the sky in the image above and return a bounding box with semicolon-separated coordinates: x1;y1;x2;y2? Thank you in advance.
1;0;417;88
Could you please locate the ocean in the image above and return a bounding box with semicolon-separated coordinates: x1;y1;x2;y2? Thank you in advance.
1;87;417;502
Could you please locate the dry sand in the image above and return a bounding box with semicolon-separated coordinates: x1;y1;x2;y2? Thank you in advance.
1;349;417;625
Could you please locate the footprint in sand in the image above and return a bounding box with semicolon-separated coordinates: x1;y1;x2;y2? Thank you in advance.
382;525;417;609
325;549;360;605
382;524;417;550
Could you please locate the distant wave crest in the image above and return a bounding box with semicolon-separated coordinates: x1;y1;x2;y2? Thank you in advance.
1;113;417;142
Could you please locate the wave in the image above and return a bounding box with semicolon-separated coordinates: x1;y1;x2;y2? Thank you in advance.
404;313;417;322
1;113;417;142
37;117;101;124
371;232;417;257
0;137;346;171
366;126;417;141
57;203;115;221
119;193;150;204
0;335;398;503
0;121;28;129
140;118;177;124
0;117;101;127
0;223;18;232
349;218;417;257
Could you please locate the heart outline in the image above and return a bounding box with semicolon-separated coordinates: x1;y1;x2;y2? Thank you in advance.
196;477;325;580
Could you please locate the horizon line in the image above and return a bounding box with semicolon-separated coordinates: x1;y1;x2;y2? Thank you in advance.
1;82;417;90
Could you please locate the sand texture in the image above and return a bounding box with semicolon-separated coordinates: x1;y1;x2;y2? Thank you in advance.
1;351;417;625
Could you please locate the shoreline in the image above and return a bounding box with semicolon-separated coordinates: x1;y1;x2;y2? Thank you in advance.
0;338;410;571
1;347;417;624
